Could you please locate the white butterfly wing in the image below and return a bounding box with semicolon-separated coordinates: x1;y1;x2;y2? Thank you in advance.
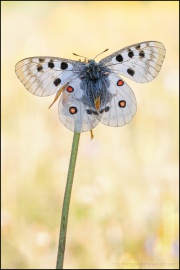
58;78;99;132
99;74;137;127
15;57;82;96
100;41;166;83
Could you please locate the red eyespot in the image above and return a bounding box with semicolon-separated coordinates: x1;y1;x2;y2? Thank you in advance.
69;106;77;114
117;80;124;86
67;86;74;93
118;100;126;108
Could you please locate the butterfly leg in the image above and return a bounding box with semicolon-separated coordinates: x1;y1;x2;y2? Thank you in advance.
49;83;69;109
90;129;94;140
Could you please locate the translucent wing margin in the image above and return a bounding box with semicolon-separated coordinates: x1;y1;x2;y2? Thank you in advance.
100;41;166;83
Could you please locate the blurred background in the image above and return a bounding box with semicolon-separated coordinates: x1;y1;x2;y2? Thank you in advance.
1;1;179;269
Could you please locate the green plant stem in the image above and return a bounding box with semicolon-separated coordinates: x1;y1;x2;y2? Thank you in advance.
56;132;81;269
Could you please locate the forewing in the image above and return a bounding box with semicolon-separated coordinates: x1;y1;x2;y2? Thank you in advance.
99;74;137;127
100;41;166;83
59;78;99;132
15;57;82;96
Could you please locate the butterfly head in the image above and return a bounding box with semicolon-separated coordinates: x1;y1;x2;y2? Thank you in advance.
85;60;103;81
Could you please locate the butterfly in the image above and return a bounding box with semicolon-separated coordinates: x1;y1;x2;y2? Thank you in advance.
15;41;166;133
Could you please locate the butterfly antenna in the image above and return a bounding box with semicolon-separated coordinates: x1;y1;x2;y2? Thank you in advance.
93;49;109;60
73;53;89;60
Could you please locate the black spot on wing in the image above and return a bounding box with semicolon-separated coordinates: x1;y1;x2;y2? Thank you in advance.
127;68;135;76
92;111;99;115
37;65;43;72
61;62;68;70
116;54;123;62
48;60;55;69
104;106;110;112
86;109;92;115
54;78;61;86
139;50;145;58
128;50;134;58
135;44;141;50
100;106;110;113
99;109;104;113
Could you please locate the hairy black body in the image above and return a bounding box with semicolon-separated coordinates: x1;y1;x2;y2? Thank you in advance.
78;60;112;110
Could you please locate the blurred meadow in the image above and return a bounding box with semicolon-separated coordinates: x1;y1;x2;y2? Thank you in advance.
1;1;179;269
